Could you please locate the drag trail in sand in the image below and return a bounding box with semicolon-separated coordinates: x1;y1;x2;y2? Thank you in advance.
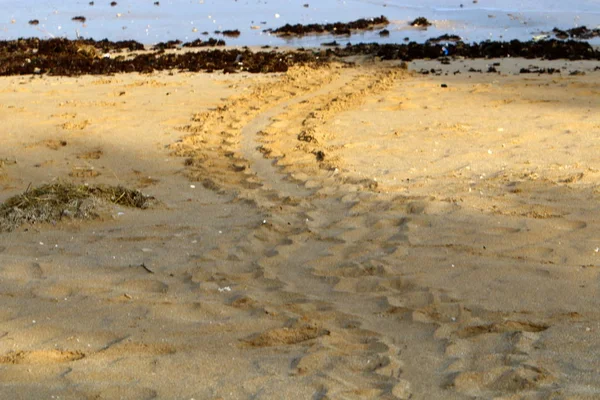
1;61;599;399
173;61;600;398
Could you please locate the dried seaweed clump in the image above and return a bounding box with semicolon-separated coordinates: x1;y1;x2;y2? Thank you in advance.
0;183;153;232
268;15;389;37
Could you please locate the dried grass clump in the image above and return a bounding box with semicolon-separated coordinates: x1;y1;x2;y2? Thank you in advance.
0;182;154;232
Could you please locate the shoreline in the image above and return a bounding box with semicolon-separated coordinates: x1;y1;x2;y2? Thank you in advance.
4;1;600;47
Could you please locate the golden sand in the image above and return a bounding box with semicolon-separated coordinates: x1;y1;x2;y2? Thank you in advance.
0;60;599;399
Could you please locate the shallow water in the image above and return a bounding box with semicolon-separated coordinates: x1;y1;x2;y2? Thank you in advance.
0;0;598;46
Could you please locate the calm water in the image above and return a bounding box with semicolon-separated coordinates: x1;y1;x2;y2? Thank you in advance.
0;0;598;46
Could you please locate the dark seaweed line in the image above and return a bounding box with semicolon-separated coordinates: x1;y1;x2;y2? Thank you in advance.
330;39;599;61
0;37;598;77
267;15;389;36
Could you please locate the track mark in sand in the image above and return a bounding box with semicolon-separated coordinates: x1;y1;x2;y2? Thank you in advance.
176;64;569;397
170;65;342;194
60;119;91;131
76;149;103;160
118;278;169;294
0;262;44;282
95;341;177;357
0;350;85;364
243;324;330;347
240;70;357;198
173;64;431;397
455;320;549;339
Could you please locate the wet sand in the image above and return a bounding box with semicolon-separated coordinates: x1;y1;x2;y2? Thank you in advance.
1;58;600;399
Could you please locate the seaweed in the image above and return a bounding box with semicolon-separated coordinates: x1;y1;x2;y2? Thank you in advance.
327;39;599;61
0;39;325;75
267;16;389;37
552;26;600;40
410;17;432;27
0;182;154;232
221;30;241;38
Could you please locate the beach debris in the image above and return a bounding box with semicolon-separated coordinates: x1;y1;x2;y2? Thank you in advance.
135;263;154;274
154;38;225;50
267;16;389;37
0;182;154;232
519;66;559;74
72;16;86;23
28;20;40;26
326;39;598;61
221;29;241;38
110;1;117;6
532;34;549;42
410;17;432;28
218;286;231;292
427;34;462;43
0;31;598;78
553;26;600;40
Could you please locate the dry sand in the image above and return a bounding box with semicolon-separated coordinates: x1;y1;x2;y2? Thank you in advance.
0;58;599;399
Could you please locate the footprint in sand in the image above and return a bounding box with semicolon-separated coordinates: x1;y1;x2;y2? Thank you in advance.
41;139;68;150
454;320;549;339
69;166;100;178
551;218;587;231
0;262;44;282
118;278;169;294
76;149;103;160
0;350;84;365
60;120;91;131
243;324;329;347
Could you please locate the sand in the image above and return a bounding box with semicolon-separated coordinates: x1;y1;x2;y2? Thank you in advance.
0;59;599;399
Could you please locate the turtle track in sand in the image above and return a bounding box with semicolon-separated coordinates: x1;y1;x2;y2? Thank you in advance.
171;63;591;398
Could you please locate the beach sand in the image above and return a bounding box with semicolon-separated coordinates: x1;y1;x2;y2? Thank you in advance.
0;59;599;399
